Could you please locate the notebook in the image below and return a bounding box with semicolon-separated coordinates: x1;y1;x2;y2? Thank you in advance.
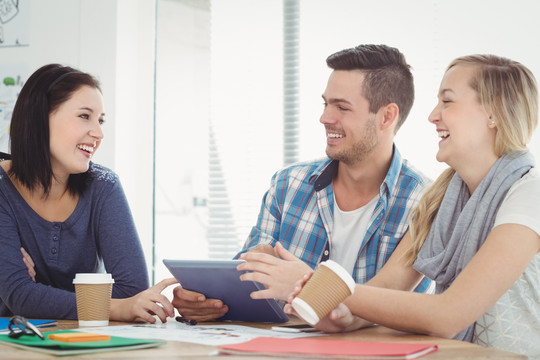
218;337;438;359
0;330;164;356
0;318;56;333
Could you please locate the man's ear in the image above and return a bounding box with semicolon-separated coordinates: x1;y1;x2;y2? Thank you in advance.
379;103;399;131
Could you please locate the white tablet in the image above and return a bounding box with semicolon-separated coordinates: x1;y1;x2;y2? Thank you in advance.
163;259;289;323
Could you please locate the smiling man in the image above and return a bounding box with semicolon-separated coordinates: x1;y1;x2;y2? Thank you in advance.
172;44;433;321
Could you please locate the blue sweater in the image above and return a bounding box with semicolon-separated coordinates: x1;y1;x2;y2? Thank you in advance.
0;163;148;319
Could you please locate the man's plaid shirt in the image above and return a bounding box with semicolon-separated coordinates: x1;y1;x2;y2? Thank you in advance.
238;146;432;291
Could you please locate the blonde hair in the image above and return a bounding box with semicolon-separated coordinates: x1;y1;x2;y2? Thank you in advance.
405;54;538;265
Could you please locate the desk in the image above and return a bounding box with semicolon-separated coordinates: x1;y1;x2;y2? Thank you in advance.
0;319;525;359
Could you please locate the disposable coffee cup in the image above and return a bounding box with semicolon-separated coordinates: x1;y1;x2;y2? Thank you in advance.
291;260;355;326
73;273;114;327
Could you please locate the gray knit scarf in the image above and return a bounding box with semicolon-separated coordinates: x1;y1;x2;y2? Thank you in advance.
413;150;534;341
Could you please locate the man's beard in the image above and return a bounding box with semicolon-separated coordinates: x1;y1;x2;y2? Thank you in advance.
326;116;378;165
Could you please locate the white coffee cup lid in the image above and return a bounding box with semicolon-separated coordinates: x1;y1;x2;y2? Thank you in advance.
291;297;320;326
73;273;115;284
320;260;356;294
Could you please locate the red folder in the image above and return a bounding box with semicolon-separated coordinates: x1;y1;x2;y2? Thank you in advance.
219;337;438;359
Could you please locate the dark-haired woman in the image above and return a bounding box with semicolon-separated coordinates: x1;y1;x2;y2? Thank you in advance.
0;64;176;322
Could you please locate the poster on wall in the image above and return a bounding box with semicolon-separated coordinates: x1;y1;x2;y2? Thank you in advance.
0;0;29;47
0;64;27;153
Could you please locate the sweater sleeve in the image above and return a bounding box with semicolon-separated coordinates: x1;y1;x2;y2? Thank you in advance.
94;176;149;298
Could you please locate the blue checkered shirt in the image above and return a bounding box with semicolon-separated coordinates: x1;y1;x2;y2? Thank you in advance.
237;146;432;292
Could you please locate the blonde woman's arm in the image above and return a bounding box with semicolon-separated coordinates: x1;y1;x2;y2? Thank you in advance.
339;224;539;338
286;231;425;332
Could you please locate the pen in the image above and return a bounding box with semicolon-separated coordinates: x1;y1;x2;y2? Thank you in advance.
175;316;197;326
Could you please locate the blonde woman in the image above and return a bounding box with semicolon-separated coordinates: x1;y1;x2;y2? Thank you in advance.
286;54;540;358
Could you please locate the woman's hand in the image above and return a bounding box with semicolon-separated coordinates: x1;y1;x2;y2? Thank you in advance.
313;303;364;333
110;277;178;323
20;247;36;282
284;273;363;333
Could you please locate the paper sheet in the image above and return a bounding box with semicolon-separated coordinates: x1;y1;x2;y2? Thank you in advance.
74;322;324;346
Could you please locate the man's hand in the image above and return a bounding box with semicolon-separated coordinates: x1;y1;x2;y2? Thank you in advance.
171;286;229;322
110;278;178;323
249;243;278;257
238;242;313;301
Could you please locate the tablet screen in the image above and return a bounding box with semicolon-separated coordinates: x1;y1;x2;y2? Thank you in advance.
163;259;289;323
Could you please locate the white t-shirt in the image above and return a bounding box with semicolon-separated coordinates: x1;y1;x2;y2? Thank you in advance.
473;167;540;359
329;194;379;275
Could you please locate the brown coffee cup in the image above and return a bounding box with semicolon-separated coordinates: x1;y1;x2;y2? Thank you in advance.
73;273;115;327
291;260;355;325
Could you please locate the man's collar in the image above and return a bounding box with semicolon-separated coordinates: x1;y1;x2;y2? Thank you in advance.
312;145;403;197
381;145;403;197
313;159;338;191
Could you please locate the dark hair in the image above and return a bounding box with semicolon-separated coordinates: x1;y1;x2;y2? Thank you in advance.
326;44;414;131
9;64;102;196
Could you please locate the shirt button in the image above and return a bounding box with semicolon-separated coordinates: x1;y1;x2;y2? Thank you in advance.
51;248;57;254
54;224;60;229
53;235;58;241
324;250;329;256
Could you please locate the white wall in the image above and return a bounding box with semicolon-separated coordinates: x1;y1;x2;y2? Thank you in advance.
0;0;156;281
153;0;211;283
1;0;119;167
113;1;156;281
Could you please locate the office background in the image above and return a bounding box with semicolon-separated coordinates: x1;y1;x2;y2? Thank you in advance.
1;0;539;288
